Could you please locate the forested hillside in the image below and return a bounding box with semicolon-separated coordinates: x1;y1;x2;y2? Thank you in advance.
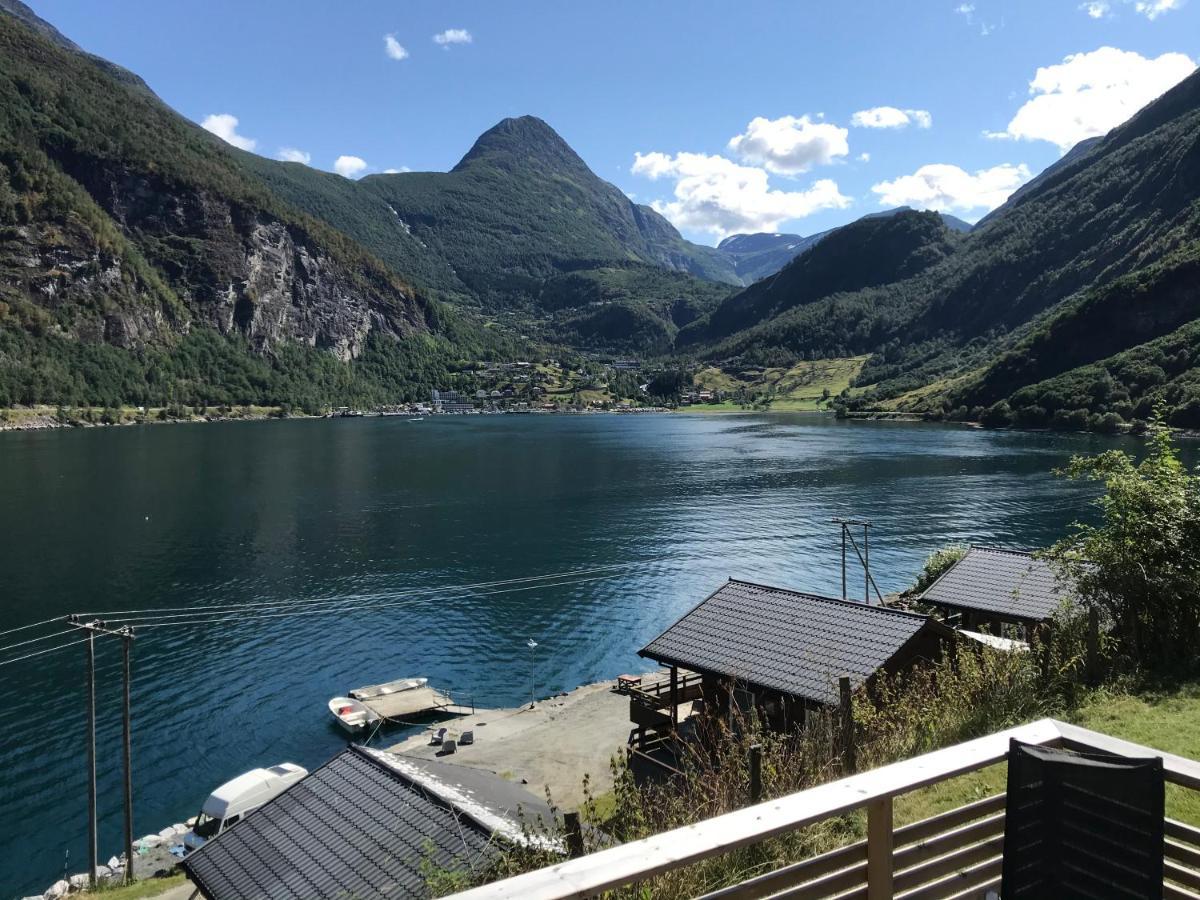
688;69;1200;429
0;3;516;410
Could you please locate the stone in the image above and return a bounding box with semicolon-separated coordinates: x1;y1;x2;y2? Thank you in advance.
140;833;164;848
107;856;121;869
157;826;176;840
67;872;90;890
42;881;69;900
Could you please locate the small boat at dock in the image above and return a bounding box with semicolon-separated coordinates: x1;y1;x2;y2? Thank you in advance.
328;696;381;734
350;676;428;700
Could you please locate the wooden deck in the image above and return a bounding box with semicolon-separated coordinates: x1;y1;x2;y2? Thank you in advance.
359;686;462;721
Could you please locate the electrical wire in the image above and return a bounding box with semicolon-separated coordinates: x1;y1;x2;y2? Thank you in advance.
0;615;70;639
78;560;644;622
122;573;620;630
0;635;93;668
0;628;80;656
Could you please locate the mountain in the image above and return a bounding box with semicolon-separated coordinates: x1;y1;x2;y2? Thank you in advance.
688;70;1200;429
715;209;972;286
255;115;742;305
0;2;502;411
715;232;825;284
683;210;959;351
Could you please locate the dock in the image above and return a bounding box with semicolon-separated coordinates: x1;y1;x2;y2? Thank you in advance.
358;686;469;723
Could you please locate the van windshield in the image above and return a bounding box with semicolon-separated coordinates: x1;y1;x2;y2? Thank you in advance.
193;812;222;839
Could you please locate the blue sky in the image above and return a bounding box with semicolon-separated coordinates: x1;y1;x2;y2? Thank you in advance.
30;0;1200;244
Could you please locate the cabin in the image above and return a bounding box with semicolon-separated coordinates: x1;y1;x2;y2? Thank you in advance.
625;579;954;751
919;546;1075;636
181;746;556;900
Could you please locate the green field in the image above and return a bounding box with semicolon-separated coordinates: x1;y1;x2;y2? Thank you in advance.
688;356;869;412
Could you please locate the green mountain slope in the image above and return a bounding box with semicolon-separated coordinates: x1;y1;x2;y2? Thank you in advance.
357;116;739;297
537;262;735;355
692;68;1200;428
682;210;960;355
0;2;508;409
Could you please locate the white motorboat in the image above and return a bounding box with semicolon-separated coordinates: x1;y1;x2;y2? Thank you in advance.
328;696;381;733
350;677;428;700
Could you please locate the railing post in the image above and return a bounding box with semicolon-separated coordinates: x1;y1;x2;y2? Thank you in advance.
866;796;894;900
749;744;762;804
670;666;678;730
839;676;856;775
1086;605;1100;685
563;811;584;858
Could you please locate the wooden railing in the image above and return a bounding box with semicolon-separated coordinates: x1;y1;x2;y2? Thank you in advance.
627;670;705;711
448;719;1200;900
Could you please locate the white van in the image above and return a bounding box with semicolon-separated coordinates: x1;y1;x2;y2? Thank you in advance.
183;763;307;852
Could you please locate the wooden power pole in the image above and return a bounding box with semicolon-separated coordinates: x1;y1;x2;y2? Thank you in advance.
69;618;136;887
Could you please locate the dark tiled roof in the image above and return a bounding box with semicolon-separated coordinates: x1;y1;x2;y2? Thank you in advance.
638;580;941;705
920;546;1074;623
182;746;553;900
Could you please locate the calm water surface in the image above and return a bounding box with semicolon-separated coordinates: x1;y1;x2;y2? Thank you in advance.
0;414;1175;895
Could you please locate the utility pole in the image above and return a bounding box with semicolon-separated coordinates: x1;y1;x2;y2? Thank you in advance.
68;617;136;887
526;638;538;708
85;631;97;890
832;518;882;604
121;628;134;885
840;523;847;600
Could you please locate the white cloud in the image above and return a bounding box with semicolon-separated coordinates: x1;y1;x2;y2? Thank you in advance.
433;28;472;47
1135;0;1183;18
858;152;871;162
278;147;311;165
1080;1;1111;17
201;113;256;152
851;107;933;129
334;155;369;178
384;34;409;60
631;150;850;239
995;46;1195;151
955;3;975;15
726;115;849;175
871;162;1032;213
382;167;412;174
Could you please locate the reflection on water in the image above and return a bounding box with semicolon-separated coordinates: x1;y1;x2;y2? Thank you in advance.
0;414;1171;895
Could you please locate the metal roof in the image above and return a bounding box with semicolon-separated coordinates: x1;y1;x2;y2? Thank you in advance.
182;745;554;900
920;546;1073;623
638;579;944;705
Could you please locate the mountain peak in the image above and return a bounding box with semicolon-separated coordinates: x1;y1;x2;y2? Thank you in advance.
452;115;589;174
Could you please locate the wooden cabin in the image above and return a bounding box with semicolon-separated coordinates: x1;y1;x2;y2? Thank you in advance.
626;579;955;749
919;546;1075;637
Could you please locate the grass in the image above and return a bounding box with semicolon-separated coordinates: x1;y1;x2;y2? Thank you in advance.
892;681;1200;829
690;357;869;412
77;873;188;898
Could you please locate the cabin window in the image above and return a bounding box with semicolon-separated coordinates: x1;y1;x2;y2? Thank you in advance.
193;813;222;839
221;814;240;831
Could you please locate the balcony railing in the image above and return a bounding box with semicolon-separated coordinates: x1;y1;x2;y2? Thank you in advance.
448;718;1200;899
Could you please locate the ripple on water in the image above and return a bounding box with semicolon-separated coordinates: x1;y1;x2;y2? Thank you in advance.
0;415;1173;895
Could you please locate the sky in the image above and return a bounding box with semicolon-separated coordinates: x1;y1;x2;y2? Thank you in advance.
28;0;1200;245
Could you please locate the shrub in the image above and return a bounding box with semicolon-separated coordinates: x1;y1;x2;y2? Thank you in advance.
1048;419;1200;674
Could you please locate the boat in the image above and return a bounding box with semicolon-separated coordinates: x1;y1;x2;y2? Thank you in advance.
350;677;428;700
328;696;381;733
408;416;424;422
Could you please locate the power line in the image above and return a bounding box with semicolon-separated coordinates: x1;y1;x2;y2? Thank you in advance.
77;561;644;623
119;573;621;631
0;628;80;657
0;635;94;668
0;615;70;639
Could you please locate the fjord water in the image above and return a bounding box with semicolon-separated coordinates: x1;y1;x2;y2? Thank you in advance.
0;414;1174;894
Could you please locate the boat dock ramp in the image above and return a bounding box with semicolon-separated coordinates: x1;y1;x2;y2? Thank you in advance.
356;685;470;722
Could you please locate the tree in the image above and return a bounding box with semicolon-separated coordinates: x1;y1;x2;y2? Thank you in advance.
1048;419;1200;673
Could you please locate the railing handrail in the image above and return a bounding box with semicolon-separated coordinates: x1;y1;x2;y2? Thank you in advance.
448;718;1200;899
